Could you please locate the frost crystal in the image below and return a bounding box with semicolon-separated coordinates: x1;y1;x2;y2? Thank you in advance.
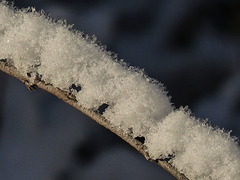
0;1;239;179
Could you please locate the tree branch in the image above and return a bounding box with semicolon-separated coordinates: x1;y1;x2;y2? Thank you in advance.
0;60;188;179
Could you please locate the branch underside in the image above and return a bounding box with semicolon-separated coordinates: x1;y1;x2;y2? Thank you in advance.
0;60;188;180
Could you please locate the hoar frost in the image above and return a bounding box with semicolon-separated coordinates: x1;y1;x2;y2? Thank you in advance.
0;1;239;179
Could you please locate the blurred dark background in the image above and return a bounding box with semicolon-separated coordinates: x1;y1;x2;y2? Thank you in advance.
0;0;239;179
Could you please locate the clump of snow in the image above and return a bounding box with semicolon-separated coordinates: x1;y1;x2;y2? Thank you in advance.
145;108;240;179
0;1;172;136
0;1;239;179
0;3;49;79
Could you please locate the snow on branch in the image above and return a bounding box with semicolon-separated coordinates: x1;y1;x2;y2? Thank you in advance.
0;1;239;179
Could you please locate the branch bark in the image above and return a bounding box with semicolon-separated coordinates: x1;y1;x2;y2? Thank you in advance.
0;60;188;180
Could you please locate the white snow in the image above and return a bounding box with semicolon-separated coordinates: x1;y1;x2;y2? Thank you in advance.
0;1;172;136
0;1;239;179
145;108;240;179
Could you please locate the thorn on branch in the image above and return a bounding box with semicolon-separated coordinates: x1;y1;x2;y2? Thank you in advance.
24;81;38;91
27;72;32;77
0;59;7;63
97;103;109;115
36;72;42;81
69;84;82;93
160;154;175;162
135;136;145;144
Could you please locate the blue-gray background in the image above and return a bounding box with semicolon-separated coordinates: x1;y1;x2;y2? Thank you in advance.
0;0;239;179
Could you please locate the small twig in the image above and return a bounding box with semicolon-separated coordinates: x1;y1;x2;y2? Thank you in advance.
0;60;188;180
